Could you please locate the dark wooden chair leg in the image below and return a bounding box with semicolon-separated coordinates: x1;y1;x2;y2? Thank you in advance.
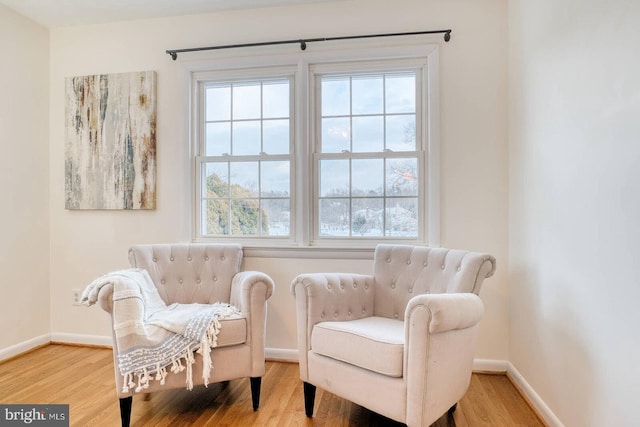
303;381;316;417
119;396;132;427
448;403;458;415
250;377;262;411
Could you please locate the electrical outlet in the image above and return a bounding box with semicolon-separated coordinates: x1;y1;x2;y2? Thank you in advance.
72;288;82;306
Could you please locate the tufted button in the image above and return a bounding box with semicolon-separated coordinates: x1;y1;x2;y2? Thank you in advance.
362;309;366;314
408;288;413;293
426;290;431;294
391;284;396;289
407;260;411;265
196;279;201;284
334;312;338;318
348;311;351;316
321;312;325;319
387;258;391;263
423;261;428;267
456;266;461;272
179;279;183;284
188;256;192;261
152;258;157;262
441;264;445;270
213;276;217;281
160;279;165;284
394;313;399;319
353;283;357;288
205;256;209;261
170;257;174;261
340;284;344;290
327;284;332;289
221;256;226;261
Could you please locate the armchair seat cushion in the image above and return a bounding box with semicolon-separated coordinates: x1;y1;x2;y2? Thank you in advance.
311;316;404;378
215;316;247;347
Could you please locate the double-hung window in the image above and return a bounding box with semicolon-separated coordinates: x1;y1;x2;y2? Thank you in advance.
191;43;438;251
195;73;294;239
313;67;422;241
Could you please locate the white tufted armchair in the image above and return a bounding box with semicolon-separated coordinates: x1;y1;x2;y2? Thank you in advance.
290;244;496;427
96;243;274;427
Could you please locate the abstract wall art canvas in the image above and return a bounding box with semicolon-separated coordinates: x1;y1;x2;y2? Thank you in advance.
65;71;157;209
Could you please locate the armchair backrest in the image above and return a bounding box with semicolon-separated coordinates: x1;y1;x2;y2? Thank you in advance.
373;244;496;320
128;243;243;305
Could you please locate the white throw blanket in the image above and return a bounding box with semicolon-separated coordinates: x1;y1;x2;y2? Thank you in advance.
81;268;241;393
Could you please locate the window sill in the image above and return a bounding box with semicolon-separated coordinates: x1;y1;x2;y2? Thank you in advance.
242;245;375;259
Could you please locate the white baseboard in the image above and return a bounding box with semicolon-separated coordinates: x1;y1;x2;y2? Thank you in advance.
50;333;112;347
265;347;298;362
473;358;509;373
507;362;564;427
0;334;51;362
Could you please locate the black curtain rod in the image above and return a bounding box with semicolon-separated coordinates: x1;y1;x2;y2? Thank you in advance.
166;29;451;60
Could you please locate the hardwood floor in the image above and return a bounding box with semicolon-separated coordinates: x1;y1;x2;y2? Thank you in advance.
0;345;544;426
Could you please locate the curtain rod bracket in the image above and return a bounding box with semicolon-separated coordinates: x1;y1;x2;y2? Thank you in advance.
444;30;451;42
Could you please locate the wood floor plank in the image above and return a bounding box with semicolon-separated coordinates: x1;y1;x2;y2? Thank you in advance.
0;345;545;426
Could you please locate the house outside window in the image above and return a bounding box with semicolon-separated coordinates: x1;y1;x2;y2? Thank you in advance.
190;42;440;253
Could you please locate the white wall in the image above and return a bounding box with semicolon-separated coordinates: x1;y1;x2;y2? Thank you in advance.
508;0;640;425
0;5;50;349
49;0;508;359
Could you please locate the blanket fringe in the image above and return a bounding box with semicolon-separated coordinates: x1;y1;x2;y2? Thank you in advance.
120;308;234;394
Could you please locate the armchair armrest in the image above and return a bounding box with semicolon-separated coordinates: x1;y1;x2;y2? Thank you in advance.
403;293;484;426
97;283;115;314
230;271;274;376
230;271;274;313
405;293;484;335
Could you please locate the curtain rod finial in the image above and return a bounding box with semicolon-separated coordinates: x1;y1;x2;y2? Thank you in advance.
167;50;177;60
444;31;451;42
300;40;307;51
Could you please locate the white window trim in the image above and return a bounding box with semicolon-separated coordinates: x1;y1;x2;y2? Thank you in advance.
179;39;441;258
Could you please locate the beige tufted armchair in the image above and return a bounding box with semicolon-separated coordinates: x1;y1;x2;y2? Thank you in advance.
290;244;496;427
96;243;274;427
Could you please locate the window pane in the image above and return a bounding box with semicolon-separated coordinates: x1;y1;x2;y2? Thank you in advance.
206;85;230;121
352;76;383;115
230;199;260;235
205;122;230;156
320;159;349;197
386;198;418;237
233;84;261;119
322;77;350;116
203;199;230;235
352;116;383;153
261;161;290;196
203;162;229;198
232;120;261;155
321;117;350;153
262;199;290;236
386;115;416;151
263;81;289;119
386;158;418;196
352;198;383;236
352;159;383;196
230;162;258;197
319;199;350;236
386;74;416;114
263;119;289;154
